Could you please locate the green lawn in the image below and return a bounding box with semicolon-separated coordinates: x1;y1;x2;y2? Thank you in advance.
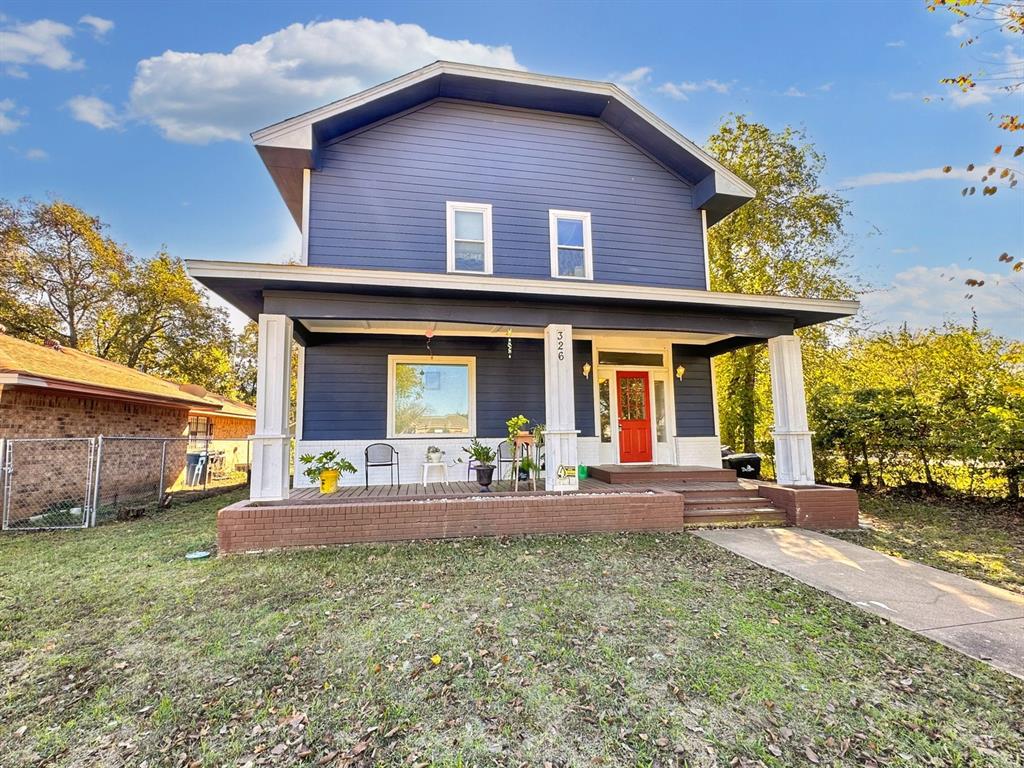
1;492;1022;767
833;494;1024;595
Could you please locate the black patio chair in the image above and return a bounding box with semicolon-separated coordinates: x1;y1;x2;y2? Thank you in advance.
365;443;400;488
497;440;519;480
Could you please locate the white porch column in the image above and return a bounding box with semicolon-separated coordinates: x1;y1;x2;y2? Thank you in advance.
250;313;293;501
543;324;579;492
768;334;816;486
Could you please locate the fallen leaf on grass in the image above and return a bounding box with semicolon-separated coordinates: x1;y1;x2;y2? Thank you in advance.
805;745;820;764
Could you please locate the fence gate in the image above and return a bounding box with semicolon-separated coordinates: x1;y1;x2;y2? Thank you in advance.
1;438;95;530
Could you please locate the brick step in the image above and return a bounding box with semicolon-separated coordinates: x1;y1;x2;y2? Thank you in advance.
672;485;750;499
683;507;788;527
682;496;772;511
588;465;737;484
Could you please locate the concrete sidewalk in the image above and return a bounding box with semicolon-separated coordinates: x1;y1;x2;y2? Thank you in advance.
693;527;1024;680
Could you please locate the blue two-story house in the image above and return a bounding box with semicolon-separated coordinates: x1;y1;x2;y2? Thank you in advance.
188;61;858;505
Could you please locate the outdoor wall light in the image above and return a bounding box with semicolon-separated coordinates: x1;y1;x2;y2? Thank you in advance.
676;365;686;381
582;362;592;379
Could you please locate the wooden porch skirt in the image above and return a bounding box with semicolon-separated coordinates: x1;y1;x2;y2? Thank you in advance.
217;491;683;554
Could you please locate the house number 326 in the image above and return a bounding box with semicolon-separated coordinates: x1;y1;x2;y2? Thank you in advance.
556;330;565;361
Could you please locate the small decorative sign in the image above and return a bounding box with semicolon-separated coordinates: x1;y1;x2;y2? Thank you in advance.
556;464;577;479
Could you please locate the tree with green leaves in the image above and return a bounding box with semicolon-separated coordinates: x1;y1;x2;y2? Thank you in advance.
704;116;855;453
0;198;243;398
809;323;1024;498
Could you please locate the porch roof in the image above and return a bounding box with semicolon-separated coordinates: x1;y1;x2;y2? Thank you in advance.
188;260;857;353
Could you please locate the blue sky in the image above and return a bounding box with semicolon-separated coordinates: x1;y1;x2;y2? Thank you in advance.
2;0;1021;337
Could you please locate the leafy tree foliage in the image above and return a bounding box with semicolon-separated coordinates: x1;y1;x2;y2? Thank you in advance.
0;198;244;399
809;323;1024;498
704;116;855;452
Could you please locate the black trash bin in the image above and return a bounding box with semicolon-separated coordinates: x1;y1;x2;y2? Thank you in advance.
722;452;762;479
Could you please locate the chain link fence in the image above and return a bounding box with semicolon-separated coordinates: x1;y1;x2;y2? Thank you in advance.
1;438;95;530
1;435;251;531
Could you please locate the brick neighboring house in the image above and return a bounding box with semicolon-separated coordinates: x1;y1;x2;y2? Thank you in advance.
0;333;255;522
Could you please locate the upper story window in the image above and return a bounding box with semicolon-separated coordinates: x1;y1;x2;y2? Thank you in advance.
549;210;593;280
446;201;493;274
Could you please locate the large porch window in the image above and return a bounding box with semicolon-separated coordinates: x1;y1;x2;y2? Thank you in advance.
387;355;476;437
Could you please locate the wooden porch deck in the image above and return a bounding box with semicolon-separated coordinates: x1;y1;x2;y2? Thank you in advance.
281;465;753;506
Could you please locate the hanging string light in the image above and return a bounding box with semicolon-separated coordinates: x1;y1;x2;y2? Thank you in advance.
425;329;434;358
507;327;513;359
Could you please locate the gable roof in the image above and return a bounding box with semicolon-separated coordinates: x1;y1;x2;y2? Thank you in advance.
0;334;255;418
252;61;755;228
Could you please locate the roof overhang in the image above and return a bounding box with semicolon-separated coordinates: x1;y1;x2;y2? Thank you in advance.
251;61;756;227
187;260;858;349
0;373;210;410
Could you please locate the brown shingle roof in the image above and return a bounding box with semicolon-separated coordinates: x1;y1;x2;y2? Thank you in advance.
0;334;244;412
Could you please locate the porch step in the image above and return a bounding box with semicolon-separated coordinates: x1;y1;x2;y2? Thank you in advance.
587;465;737;484
683;507;788;527
682;495;774;511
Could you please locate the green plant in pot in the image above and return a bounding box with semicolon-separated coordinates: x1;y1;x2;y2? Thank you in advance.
299;450;357;494
463;438;497;491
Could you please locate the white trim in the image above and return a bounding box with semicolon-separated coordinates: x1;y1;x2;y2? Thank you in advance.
386;354;477;439
701;208;710;291
300;168;311;265
186;260;860;318
445;201;493;275
548;210;593;280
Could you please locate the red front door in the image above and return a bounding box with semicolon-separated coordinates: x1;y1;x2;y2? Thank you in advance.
617;371;653;463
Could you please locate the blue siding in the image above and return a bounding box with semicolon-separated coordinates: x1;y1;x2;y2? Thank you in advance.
573;339;595;437
672;346;716;437
308;100;707;289
304;335;552;440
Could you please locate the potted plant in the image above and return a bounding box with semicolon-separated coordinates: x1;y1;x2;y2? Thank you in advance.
426;445;443;463
462;438;497;491
518;455;540;491
299;450;357;494
506;415;531;490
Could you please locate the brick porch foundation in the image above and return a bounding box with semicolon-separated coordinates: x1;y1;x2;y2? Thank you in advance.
217;490;684;554
753;483;859;530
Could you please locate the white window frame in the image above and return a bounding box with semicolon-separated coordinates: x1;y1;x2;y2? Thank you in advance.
549;209;593;280
446;201;493;275
386;354;477;438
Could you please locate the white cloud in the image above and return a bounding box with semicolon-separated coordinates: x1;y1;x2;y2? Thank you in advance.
609;66;652;94
860;264;1024;338
0;18;81;72
656;78;731;100
838;164;982;188
67;95;122;130
0;98;23;133
79;15;114;38
885;40;906;48
24;147;47;160
817;82;834;92
125;18;522;144
783;86;807;97
946;22;969;39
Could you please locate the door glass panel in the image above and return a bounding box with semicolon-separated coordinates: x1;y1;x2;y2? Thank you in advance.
598;376;611;443
654;380;667;442
618;377;646;421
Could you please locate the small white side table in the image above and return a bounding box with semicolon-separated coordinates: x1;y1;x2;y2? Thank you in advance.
421;461;449;486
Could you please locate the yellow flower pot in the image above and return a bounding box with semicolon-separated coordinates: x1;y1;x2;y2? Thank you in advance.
319;469;340;494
